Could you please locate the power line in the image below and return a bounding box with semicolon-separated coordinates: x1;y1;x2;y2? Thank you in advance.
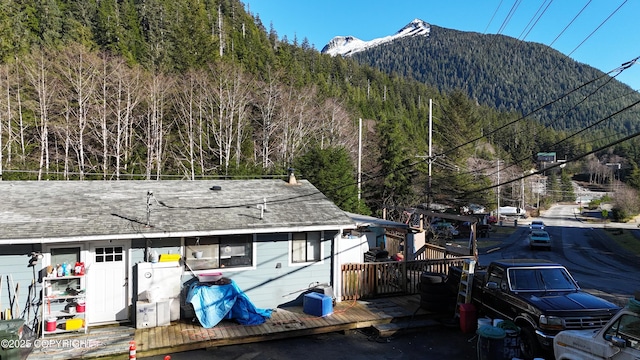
461;129;640;197
564;0;627;59
440;56;639;159
483;0;505;34
516;0;553;42
547;0;592;48
496;0;523;36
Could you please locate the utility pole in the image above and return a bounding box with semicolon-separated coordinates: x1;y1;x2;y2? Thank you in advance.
428;99;433;209
497;160;501;225
357;118;362;201
521;175;525;211
416;100;434;209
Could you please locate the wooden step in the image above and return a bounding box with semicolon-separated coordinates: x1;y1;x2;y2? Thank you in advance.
373;318;440;337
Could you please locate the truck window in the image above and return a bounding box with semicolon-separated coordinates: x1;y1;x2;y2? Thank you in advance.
604;314;640;350
509;269;537;290
487;267;507;290
508;267;576;291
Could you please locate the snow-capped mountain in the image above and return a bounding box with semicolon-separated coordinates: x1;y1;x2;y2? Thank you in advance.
321;18;431;57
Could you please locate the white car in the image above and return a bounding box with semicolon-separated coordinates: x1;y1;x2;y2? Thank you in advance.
528;230;551;250
530;220;545;231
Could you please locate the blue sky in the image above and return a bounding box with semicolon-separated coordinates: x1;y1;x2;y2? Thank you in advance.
245;1;640;91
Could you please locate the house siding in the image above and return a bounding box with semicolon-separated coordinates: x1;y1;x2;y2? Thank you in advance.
232;239;333;308
0;244;43;322
129;232;337;310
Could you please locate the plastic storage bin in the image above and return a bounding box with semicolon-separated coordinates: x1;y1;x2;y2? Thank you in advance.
459;303;477;333
303;292;333;317
65;318;84;331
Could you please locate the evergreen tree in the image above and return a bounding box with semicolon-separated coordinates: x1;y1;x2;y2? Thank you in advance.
374;118;416;220
294;147;369;214
560;170;575;202
627;163;640;190
547;172;561;203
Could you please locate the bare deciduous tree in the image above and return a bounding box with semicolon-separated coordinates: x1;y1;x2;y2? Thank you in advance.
173;70;203;180
143;72;172;179
277;84;319;167
113;61;143;180
23;48;60;180
254;67;282;169
209;62;252;174
57;44;99;180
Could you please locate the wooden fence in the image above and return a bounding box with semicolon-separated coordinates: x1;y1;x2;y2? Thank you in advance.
340;244;474;300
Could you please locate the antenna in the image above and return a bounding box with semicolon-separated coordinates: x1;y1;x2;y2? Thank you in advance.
146;190;159;227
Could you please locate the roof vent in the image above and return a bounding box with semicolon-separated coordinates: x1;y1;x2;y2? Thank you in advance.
210;185;222;191
287;168;297;185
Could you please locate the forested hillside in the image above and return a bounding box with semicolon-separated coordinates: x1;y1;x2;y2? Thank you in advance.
0;0;625;219
350;25;640;149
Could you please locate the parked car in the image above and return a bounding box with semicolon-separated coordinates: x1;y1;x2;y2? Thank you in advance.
554;293;638;360
529;230;551;250
530;220;545;231
430;222;459;238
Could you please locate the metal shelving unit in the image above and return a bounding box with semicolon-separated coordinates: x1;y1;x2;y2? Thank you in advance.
41;275;87;337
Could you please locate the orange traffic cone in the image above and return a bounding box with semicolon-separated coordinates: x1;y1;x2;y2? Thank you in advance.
129;340;136;360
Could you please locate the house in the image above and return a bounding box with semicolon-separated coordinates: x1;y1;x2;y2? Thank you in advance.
0;178;356;327
342;212;412;260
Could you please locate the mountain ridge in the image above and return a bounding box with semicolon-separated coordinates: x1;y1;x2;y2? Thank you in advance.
321;18;430;57
322;21;640;137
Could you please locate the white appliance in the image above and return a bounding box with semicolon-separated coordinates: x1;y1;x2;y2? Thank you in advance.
134;262;182;323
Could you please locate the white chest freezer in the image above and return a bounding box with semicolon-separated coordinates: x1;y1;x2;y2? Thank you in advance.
134;262;183;322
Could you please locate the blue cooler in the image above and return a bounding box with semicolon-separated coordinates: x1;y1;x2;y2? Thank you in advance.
303;292;333;317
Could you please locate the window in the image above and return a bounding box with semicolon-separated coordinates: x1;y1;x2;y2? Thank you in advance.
95;246;124;262
508;268;577;291
604;314;640;350
292;232;321;263
487;266;507;290
185;235;253;270
51;247;80;267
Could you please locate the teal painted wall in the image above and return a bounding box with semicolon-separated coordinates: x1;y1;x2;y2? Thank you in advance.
0;244;43;328
230;232;333;309
179;232;335;310
0;230;339;325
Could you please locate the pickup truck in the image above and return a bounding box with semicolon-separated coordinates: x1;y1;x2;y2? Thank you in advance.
457;259;621;360
554;293;640;360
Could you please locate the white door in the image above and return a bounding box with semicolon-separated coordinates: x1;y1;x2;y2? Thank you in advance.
87;241;129;324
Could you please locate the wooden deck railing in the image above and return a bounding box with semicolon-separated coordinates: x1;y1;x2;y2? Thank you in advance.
341;244;475;300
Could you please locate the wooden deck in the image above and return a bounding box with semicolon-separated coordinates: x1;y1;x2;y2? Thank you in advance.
27;295;442;359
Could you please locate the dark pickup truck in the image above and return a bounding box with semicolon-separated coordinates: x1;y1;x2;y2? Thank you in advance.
457;259;621;360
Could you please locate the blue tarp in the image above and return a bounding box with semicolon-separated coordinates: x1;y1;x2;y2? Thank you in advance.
186;279;272;328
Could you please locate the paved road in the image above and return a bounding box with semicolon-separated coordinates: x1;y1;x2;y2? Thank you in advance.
481;204;640;305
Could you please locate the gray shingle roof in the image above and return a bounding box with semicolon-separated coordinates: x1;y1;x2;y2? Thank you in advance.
0;180;355;243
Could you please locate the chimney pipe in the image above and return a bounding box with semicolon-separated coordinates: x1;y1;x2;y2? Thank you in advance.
287;167;297;185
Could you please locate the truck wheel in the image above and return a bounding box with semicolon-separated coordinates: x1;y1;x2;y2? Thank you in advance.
519;326;542;360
